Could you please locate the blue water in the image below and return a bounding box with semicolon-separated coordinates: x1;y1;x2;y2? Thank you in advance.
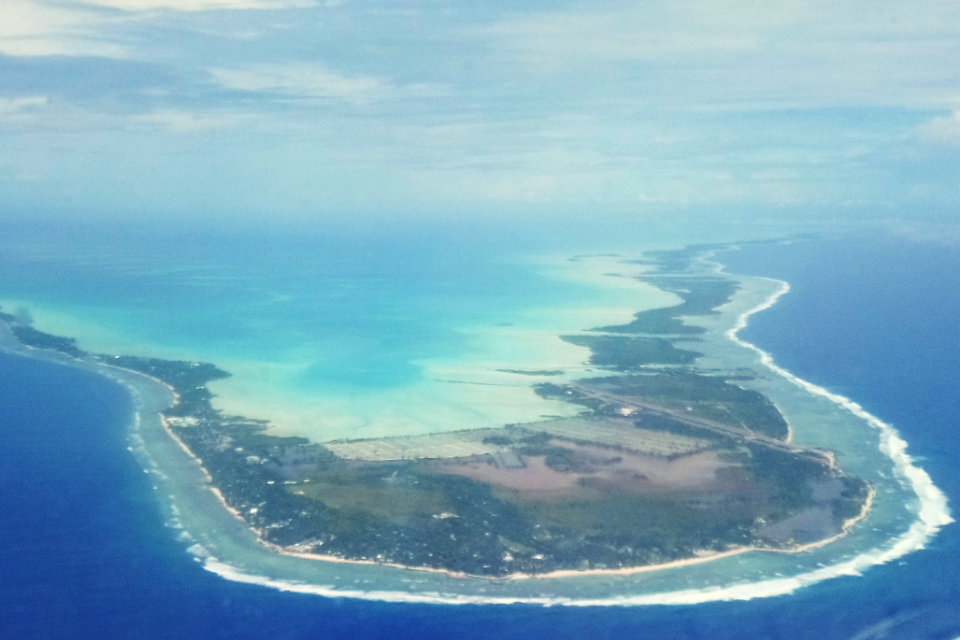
0;222;605;390
2;230;958;638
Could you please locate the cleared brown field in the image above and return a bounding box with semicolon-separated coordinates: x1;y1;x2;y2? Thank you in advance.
433;442;738;500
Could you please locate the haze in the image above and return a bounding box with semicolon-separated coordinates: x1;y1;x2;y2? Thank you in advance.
0;0;957;228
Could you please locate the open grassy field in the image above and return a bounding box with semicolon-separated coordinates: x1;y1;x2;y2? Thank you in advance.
289;471;451;523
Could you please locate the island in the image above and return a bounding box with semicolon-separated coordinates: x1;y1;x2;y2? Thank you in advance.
0;243;871;579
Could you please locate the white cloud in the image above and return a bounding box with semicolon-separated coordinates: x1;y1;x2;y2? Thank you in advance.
488;17;750;73
131;109;252;133
486;2;774;64
210;65;385;101
637;193;688;204
0;0;130;57
918;110;960;147
0;96;49;119
486;174;558;202
487;0;960;110
0;0;316;58
888;221;960;248
77;0;315;11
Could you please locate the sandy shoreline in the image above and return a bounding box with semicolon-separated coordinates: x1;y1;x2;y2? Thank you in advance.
258;484;877;583
156;408;878;583
158;409;755;581
2;318;771;583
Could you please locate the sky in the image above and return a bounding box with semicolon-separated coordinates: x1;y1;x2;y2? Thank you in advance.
0;0;958;225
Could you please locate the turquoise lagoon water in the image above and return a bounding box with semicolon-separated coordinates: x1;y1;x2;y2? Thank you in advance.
0;221;950;606
1;222;685;440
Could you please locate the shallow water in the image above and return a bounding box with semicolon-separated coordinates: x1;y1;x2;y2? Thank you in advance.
0;226;682;441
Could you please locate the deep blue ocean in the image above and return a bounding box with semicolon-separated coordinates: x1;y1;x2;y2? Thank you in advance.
2;232;958;639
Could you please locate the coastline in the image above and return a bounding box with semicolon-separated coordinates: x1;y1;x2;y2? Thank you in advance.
0;240;949;605
6;253;871;584
246;265;881;581
190;245;954;605
0;253;678;443
258;475;878;583
199;479;877;585
158;402;802;582
714;250;953;557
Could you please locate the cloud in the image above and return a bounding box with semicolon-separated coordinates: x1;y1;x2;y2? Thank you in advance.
918;110;960;147
486;174;558;202
77;0;316;11
131;109;252;133
485;0;805;66
486;0;960;110
0;0;316;58
637;193;688;204
210;65;386;101
0;0;130;57
488;12;760;64
0;96;49;119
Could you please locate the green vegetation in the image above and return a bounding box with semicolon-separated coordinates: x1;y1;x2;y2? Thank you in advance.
629;244;727;275
635;413;735;444
496;491;757;561
593;307;705;335
591;373;790;439
592;277;739;335
497;369;564;376
292;475;451;523
513;441;582;472
10;325;87;358
561;334;702;369
532;383;606;412
0;305;87;357
108;356;232;418
831;477;872;525
742;445;828;520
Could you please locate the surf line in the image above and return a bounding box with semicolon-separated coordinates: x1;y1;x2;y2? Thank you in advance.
716;260;953;578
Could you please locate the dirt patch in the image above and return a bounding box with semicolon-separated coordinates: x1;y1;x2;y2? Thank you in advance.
432;444;738;499
435;456;581;492
563;442;728;488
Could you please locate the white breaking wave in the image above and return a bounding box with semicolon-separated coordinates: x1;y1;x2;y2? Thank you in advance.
719;276;953;586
